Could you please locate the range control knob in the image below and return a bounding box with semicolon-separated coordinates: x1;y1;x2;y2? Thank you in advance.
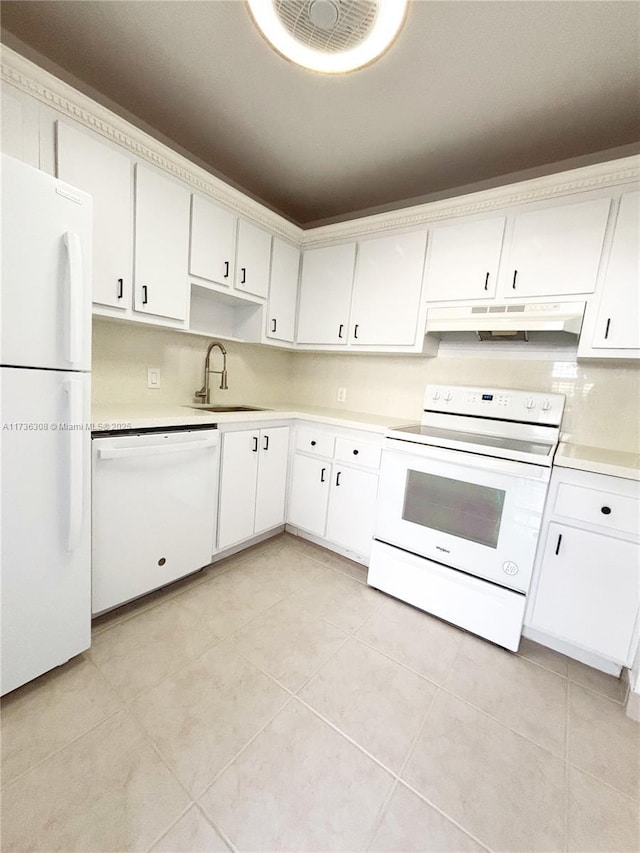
541;399;552;411
525;397;535;410
432;390;441;400
444;391;453;402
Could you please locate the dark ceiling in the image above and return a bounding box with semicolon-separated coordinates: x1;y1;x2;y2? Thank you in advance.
2;0;639;226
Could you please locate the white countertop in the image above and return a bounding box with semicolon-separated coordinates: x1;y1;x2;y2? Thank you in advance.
555;442;640;482
92;402;640;481
91;402;404;434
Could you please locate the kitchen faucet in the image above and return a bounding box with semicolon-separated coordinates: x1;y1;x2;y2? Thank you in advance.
195;340;228;404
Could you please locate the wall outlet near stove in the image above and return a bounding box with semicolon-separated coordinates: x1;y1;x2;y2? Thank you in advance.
147;367;161;389
337;387;347;403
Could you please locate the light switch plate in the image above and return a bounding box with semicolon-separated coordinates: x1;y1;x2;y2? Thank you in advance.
147;367;161;389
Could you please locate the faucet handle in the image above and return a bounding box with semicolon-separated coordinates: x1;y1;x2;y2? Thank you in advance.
195;386;207;401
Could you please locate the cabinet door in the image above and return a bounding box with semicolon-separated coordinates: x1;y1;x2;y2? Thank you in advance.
218;430;259;550
266;238;299;343
235;219;272;298
530;523;639;663
189;194;235;287
254;427;290;534
57;121;133;309
425;217;504;302
592;192;640;350
287;454;331;536
505;198;611;298
134;164;190;320
297;243;356;345
350;231;427;346
326;467;378;558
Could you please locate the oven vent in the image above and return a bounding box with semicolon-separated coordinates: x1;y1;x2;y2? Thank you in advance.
426;301;586;339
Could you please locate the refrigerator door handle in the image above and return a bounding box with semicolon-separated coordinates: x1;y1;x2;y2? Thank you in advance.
65;378;84;552
64;232;84;366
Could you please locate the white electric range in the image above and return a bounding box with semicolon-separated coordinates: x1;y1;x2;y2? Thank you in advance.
368;384;565;651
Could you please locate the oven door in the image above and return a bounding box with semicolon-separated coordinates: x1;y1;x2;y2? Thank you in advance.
374;439;551;593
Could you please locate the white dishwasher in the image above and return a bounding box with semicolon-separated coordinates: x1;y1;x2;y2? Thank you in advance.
92;426;219;614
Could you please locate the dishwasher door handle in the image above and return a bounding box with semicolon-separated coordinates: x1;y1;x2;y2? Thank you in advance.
97;437;219;460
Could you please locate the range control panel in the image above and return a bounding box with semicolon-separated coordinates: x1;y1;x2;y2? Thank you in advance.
423;384;565;426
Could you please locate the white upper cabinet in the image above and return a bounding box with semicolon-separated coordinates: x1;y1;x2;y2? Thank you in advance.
134;164;190;321
266;237;299;343
189;194;235;287
56;121;133;309
424;217;504;302
591;191;639;351
297;243;356;345
235;219;272;299
504;197;611;298
350;231;427;346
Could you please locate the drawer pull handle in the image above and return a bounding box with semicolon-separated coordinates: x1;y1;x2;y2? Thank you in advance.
142;284;148;305
512;270;518;289
555;534;562;556
604;318;611;340
353;449;359;455
252;436;258;452
240;267;246;285
601;506;612;515
484;272;489;291
224;261;230;279
117;278;124;299
320;467;326;483
263;435;269;451
336;471;341;486
310;440;316;446
338;324;344;339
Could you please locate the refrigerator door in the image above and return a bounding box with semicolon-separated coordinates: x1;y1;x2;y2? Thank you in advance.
1;367;91;695
1;154;92;372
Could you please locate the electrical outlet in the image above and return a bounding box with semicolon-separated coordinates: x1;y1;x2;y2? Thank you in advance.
337;387;347;403
147;367;161;389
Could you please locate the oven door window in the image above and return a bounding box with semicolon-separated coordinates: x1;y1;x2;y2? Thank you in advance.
402;469;505;549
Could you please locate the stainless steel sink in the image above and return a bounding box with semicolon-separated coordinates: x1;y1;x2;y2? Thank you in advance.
191;405;270;413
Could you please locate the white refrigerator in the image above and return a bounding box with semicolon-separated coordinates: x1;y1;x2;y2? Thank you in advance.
1;154;92;695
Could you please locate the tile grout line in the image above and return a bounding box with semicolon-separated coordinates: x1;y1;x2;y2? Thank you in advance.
361;680;441;853
196;694;297;804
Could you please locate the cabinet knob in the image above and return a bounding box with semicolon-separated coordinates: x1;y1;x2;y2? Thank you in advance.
310;440;316;446
601;506;612;515
353;449;359;455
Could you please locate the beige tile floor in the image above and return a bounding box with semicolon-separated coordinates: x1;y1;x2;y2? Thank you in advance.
2;533;639;852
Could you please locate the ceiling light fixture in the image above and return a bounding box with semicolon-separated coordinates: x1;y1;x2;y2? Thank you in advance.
246;0;408;74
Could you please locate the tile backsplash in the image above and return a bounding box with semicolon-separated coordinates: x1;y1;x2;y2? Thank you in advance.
91;318;295;409
93;319;639;453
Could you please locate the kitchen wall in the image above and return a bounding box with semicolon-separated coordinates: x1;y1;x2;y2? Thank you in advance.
93;319;639;452
92;318;295;409
290;350;640;452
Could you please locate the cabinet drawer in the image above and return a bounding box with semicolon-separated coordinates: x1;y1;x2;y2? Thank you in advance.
335;437;381;469
554;482;639;536
296;428;335;458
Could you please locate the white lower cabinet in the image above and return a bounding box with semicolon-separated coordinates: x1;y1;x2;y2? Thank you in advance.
218;426;289;550
287;424;381;560
288;454;331;536
325;466;379;556
526;467;640;667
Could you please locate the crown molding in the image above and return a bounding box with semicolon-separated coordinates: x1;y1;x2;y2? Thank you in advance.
2;45;638;251
1;45;304;244
301;156;640;247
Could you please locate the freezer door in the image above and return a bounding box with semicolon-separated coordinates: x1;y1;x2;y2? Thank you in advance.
1;154;92;371
1;367;91;695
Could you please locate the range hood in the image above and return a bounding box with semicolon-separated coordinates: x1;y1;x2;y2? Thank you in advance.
425;301;586;342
